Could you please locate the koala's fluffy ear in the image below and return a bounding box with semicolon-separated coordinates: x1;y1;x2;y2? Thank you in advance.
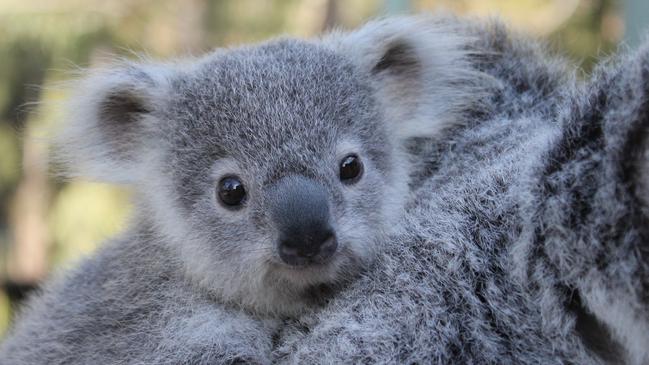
325;16;483;140
54;63;173;184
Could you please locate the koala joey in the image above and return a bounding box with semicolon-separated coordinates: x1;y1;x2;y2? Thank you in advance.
0;16;481;364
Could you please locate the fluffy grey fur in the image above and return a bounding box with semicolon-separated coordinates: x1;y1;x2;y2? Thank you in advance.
274;20;649;365
1;14;648;365
0;15;480;364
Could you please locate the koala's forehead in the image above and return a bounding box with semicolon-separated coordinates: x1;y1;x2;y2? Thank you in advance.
163;39;380;160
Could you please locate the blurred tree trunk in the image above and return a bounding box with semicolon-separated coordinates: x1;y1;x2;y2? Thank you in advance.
173;0;207;53
321;0;339;31
1;41;51;308
7;129;49;288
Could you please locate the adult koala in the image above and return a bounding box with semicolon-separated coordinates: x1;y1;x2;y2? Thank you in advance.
273;18;649;365
0;16;480;364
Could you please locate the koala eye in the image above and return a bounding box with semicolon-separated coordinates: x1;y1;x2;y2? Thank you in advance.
217;176;247;208
339;154;363;184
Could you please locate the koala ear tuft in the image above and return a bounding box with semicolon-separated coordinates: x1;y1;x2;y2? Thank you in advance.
325;15;487;142
99;90;151;127
53;63;173;184
372;40;420;76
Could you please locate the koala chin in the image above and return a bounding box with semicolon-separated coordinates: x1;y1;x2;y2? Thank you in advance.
1;15;485;365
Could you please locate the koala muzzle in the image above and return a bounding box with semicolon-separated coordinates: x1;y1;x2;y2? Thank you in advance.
268;175;338;266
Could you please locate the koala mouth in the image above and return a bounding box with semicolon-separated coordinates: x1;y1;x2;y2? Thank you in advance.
268;242;364;299
302;282;340;306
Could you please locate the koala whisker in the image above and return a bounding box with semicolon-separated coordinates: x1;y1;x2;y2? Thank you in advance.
237;246;275;255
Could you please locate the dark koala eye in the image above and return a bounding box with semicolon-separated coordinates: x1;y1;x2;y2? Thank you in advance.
217;176;247;208
339;154;363;184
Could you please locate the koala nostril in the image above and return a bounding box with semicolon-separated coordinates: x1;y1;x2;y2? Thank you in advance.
279;244;298;259
278;242;302;266
319;234;338;258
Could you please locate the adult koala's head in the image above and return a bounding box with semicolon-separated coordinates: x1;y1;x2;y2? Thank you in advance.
55;16;478;315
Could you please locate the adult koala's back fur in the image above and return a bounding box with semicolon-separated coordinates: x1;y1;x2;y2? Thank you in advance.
274;19;649;365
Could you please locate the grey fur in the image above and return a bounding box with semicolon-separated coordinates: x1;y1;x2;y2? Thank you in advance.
0;15;480;364
2;14;649;365
274;19;649;365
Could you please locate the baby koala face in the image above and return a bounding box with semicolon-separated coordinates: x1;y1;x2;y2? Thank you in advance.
57;17;476;315
158;41;396;313
149;39;421;315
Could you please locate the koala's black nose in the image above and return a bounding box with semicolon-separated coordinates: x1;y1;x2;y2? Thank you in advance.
268;176;338;266
278;229;338;266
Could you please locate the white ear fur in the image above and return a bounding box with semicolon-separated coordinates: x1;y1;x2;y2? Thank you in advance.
323;15;484;140
54;63;173;184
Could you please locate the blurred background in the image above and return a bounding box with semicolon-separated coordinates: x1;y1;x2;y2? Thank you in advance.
0;0;642;336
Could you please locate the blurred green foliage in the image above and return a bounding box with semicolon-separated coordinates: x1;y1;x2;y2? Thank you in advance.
0;0;622;337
